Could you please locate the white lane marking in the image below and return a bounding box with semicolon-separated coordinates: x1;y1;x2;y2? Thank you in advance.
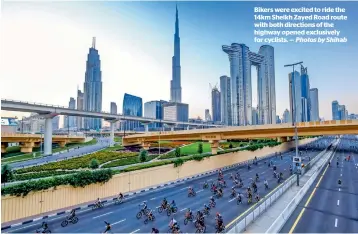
142;200;147;203
339;188;341;191
180;208;187;212
208;179;213;181
261;172;265;174
112;219;126;226
340;174;342;176
156;206;160;208
197;189;204;193
335;218;338;227
337;200;340;206
180;186;189;191
93;212;113;219
228;197;236;202
131;229;140;233
150;197;156;200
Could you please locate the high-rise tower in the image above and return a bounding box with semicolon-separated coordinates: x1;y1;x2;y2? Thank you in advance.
84;37;102;130
170;5;182;103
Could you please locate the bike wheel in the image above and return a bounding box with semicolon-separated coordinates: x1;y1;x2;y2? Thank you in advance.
136;212;142;219
71;216;79;224
61;220;68;227
92;205;96;210
212;201;216;207
184;218;188;225
167;209;172;216
195;229;200;233
158;206;163;213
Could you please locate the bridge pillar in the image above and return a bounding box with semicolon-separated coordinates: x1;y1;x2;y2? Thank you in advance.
1;142;8;153
142;142;150;150
110;121;116;147
44;117;53;155
187;126;190;130
20;142;35;153
277;137;288;143
143;123;149;132
210;140;219;155
171;126;175;132
58;141;67;148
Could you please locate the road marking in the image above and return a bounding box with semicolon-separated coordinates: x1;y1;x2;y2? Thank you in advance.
288;163;330;234
335;218;338;227
180;186;189;190
150;197;156;200
337;200;339;206
180;208;187;212
340;174;342;176
208;179;213;181
93;212;113;219
112;219;126;226
131;229;140;233
229;197;236;202
197;189;203;193
156;206;160;208
261;172;265;174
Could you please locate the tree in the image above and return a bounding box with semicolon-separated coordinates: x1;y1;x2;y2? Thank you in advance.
89;159;99;169
139;150;148;162
175;147;181;157
198;143;203;154
229;143;233;149
1;164;14;183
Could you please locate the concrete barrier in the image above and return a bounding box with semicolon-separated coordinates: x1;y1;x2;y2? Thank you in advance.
1;138;316;223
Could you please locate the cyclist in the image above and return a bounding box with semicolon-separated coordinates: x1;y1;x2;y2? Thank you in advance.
39;222;49;233
264;179;269;190
103;221;111;234
95;198;102;207
203;180;209;188
247;164;251;170
204;204;210;213
248;191;253;203
188;186;195;196
255;193;260;202
151;227;159;233
237;192;242;204
253;182;257;193
197;216;205;230
289;165;293;173
147;209;154;220
338;179;342;186
216;213;224;230
337;161;339;167
197;210;204;221
162;198;168;209
185;208;192;219
231;187;236;197
69;209;76;219
255;173;259;182
217;187;223;197
140;201;148;213
273;165;277;171
209;196;215;206
169;200;176;213
169;217;178;231
118;192;124;200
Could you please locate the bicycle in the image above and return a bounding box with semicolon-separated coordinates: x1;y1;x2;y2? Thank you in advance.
61;215;79;227
215;224;225;233
136;205;150;219
144;212;156;224
188;190;197;197
114;197;123;205
157;203;169;213
35;228;51;233
202;207;210;216
92;202;104;210
209;200;216;208
168;225;182;233
167;206;178;216
195;224;206;233
183;213;193;225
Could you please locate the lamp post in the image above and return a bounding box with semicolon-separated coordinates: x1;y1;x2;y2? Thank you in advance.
284;61;303;186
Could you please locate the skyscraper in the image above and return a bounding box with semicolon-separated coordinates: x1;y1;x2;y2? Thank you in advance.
220;75;231;125
276;115;281;124
170;5;182;103
205;109;211;121
309;88;319;121
64;97;76;129
163;102;189;123
122;93;142;131
252;107;258;125
332;100;340;120
52;115;60;131
144;100;167;129
282;109;291;123
289;71;302;123
300;66;310;121
76;89;84;130
258;45;276;125
110;102;117;114
339;105;347;120
84;37;102;130
222;43;276;126
211;86;221;122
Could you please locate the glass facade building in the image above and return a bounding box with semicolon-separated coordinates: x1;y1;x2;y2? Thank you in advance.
289;71;302;123
144;100;167;129
332;100;340;120
163;102;189;123
300;66;310;122
122;93;143;131
309;88;319;121
220;75;231;125
84;37;102;130
211;87;221;122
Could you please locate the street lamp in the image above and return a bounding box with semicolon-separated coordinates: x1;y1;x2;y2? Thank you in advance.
284;61;303;186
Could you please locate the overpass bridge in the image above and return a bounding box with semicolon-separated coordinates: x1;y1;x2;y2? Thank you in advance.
1;133;85;153
1;99;224;155
122;120;358;154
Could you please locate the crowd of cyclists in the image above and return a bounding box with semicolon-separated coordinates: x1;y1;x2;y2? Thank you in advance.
35;151;302;234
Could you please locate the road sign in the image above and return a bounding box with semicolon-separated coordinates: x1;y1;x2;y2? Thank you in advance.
293;156;301;163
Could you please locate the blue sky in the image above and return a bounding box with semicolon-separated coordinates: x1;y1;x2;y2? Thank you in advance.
1;1;357;121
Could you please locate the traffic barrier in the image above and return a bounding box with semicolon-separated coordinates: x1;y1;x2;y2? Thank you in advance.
227;139;335;233
1;138;317;224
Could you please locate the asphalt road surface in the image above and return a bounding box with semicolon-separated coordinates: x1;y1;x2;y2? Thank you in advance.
9;138;111;170
280;135;358;233
4;138;332;233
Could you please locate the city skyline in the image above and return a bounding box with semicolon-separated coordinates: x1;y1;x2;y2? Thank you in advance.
1;1;358;121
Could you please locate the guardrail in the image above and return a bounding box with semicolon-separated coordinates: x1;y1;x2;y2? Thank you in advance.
227;140;333;233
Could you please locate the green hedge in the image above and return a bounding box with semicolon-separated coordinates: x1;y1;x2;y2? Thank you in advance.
2;169;113;197
13;171;78;181
101;155;157;168
16;151;138;173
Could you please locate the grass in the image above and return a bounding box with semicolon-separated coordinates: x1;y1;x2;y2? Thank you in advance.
114;137;122;143
2;139;98;164
102;154;158;168
180;142;212;155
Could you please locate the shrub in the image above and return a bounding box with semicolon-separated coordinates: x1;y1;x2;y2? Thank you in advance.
13;171;77;181
229;143;233;149
1;164;14;183
1;169;113;197
139;150;148;162
173;158;184;167
193;155;204;161
175;147;181;157
89;159;99;169
102;155;157;168
198;143;203;154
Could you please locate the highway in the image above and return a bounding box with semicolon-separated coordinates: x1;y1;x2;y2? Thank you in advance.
4;138;331;233
280;135;358;233
8;138;111;170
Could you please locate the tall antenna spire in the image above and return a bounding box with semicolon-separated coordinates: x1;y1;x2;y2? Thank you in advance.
92;37;96;49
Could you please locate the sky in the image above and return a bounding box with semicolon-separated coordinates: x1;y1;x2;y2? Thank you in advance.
1;1;358;121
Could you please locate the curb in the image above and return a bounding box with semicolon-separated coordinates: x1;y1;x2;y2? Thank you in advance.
1;140;316;230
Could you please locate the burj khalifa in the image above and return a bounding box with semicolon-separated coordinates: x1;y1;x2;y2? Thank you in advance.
170;5;182;103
